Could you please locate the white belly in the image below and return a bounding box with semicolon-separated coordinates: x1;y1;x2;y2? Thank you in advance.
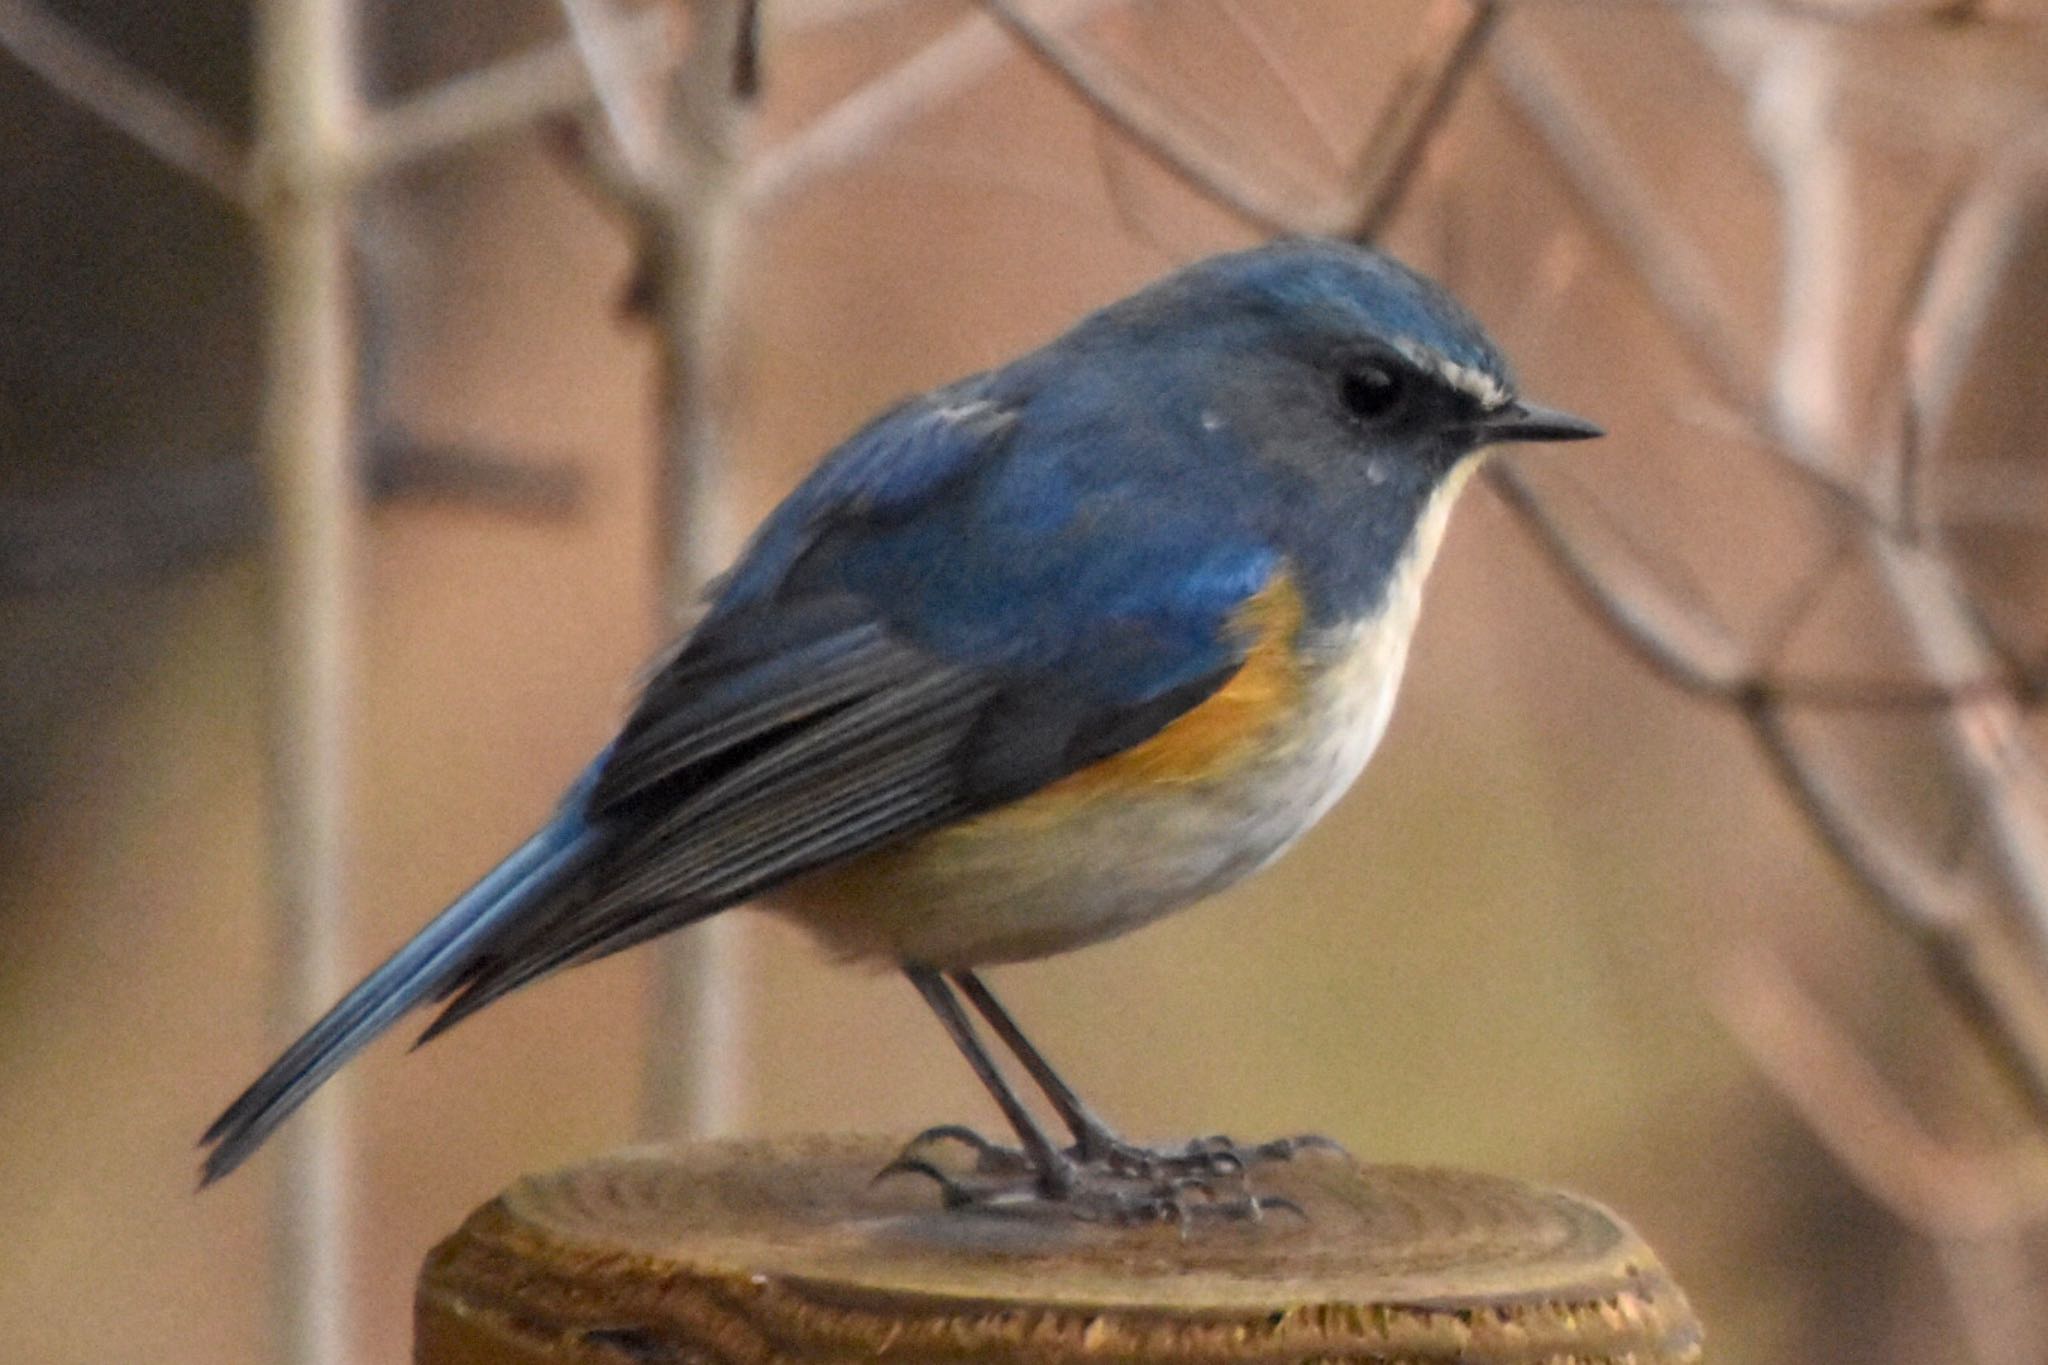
774;465;1468;968
773;610;1415;968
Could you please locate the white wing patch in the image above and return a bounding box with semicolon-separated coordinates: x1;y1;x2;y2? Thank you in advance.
930;398;1004;427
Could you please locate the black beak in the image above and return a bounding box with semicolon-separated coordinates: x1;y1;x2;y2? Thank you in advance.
1480;399;1603;444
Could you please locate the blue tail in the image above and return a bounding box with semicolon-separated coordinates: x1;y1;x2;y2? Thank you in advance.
198;796;600;1186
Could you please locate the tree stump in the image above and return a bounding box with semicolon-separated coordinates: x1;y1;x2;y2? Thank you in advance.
417;1134;1702;1364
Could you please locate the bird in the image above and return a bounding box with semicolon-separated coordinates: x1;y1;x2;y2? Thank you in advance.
199;238;1600;1219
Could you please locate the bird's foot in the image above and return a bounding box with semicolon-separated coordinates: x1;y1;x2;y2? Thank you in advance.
1069;1178;1305;1226
875;1125;1334;1225
1071;1130;1349;1181
881;1123;1039;1178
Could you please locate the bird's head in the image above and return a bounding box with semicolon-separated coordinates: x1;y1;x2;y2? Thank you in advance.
1068;238;1603;621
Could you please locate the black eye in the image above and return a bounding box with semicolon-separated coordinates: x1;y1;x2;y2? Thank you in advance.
1340;365;1404;421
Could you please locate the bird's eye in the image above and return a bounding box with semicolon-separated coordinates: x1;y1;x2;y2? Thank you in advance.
1339;365;1404;422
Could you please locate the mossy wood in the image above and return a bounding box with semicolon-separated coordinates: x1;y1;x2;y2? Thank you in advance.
416;1134;1702;1364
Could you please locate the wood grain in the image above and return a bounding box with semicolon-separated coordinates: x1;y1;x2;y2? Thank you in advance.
417;1134;1703;1364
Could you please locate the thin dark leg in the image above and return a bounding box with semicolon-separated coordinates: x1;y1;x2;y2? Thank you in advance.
950;970;1122;1160
906;967;1071;1197
954;969;1347;1188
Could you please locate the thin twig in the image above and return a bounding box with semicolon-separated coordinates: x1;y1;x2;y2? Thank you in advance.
558;0;663;178
1495;461;2048;1112
1868;179;1976;537
1906;130;2048;444
1211;0;1348;174
1753;646;2048;1129
1339;0;1501;243
361;7;677;173
1492;28;1899;534
1487;463;1755;698
1744;705;1978;936
977;0;1315;234
0;0;248;203
1491;29;1752;407
1716;943;2048;1239
1878;543;2048;960
1751;37;1852;474
1490;459;2048;716
748;0;1125;210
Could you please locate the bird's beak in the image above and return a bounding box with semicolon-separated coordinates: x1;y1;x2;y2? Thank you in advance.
1479;400;1603;444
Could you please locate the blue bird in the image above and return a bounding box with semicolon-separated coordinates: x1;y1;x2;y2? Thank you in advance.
199;239;1600;1217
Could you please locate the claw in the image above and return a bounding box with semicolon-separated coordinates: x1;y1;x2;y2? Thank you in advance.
890;1123;1034;1176
872;1155;978;1208
1248;1133;1350;1163
1251;1194;1309;1221
884;1124;1329;1225
904;1122;999;1153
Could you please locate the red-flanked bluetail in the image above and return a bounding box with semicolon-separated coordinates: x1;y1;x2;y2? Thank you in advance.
200;240;1600;1220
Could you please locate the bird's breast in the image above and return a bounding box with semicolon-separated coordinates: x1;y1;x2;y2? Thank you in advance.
775;567;1434;969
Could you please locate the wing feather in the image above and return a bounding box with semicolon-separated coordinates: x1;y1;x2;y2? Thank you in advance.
590;620;929;814
423;386;1281;1034
418;664;996;1038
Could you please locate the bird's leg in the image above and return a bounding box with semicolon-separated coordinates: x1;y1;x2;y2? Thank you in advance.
885;968;1317;1224
951;969;1350;1181
896;967;1073;1200
947;970;1123;1163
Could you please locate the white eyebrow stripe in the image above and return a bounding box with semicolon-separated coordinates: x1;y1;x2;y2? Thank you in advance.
1388;337;1511;410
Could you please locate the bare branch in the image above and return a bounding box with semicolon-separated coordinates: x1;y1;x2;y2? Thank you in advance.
558;0;665;178
1745;705;1977;935
1491;458;2045;714
1877;543;2048;955
361;7;677;173
1493;27;1902;534
0;0;248;204
1487;462;1755;697
1747;703;2048;1122
363;436;585;517
1339;0;1501;243
1750;38;1853;472
1866;177;1976;537
747;0;1117;210
0;438;582;594
1491;29;1752;408
1211;0;1347;174
1901;126;2048;453
1716;944;2048;1240
977;0;1316;235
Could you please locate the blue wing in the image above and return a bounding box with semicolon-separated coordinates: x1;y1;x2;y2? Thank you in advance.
434;376;1281;1021
199;377;1284;1180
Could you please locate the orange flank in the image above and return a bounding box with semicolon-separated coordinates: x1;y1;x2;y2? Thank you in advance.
774;571;1318;966
1011;572;1308;811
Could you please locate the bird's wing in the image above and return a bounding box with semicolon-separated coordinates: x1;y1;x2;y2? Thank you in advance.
422;386;1281;1029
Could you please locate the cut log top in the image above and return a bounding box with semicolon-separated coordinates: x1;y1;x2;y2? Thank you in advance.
417;1134;1703;1364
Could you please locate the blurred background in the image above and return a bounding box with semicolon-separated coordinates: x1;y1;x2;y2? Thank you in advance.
4;1;2047;1361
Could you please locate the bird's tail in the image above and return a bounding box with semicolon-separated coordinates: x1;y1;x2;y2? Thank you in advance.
197;798;601;1187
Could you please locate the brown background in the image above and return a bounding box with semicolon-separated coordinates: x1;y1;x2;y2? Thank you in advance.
3;3;2044;1362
